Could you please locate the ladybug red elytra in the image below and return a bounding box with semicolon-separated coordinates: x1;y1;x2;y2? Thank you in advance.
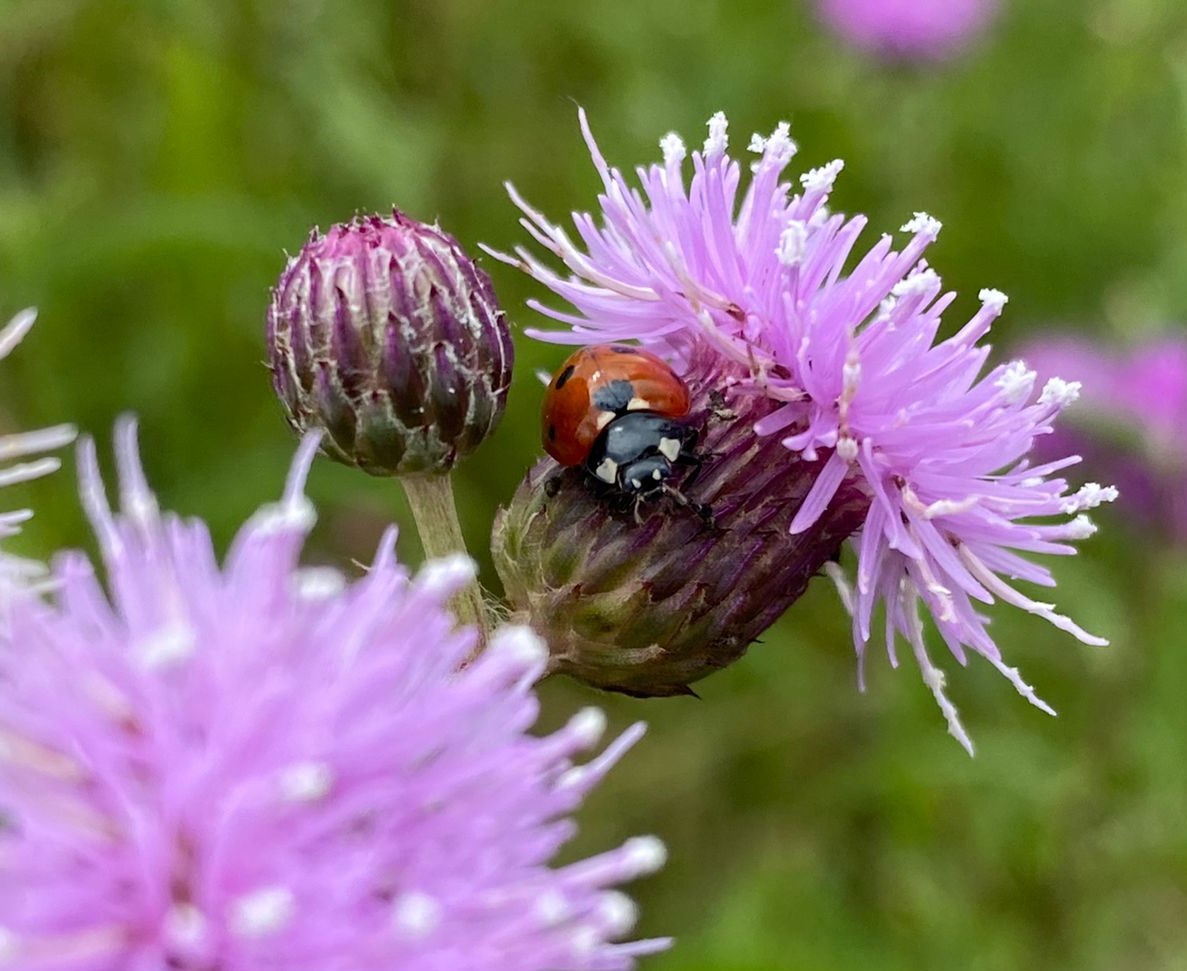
541;344;710;522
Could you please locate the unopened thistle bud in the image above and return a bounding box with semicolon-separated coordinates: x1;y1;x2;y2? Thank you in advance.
492;387;870;697
267;211;513;476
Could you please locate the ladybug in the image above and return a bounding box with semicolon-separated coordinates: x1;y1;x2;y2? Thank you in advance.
541;344;710;522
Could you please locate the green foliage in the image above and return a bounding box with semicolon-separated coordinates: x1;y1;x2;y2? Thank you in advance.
2;0;1186;965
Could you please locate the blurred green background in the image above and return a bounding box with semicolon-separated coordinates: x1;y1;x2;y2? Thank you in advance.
3;0;1187;967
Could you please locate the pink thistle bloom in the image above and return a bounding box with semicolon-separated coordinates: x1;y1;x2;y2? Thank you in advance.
0;308;76;595
0;419;668;970
815;0;1000;61
490;111;1114;753
1020;333;1187;543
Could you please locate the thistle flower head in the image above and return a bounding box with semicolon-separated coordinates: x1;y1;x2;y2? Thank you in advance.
815;0;1000;61
490;111;1113;752
0;420;668;969
267;211;514;476
493;377;869;697
0;308;76;596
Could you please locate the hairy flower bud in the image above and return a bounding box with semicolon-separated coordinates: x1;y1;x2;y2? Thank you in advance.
267;211;513;475
492;389;870;697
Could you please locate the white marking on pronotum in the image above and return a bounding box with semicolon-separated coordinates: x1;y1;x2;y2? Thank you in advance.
657;437;681;462
626;396;650;411
594;458;618;484
595;411;615;432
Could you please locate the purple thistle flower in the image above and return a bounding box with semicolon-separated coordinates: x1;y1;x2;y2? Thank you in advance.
814;0;1000;61
1020;333;1187;543
0;419;668;969
490;111;1114;753
0;308;76;595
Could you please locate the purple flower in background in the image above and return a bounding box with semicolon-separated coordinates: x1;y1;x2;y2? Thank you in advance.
0;420;668;970
0;308;76;595
1021;334;1187;543
492;111;1113;752
815;0;1000;61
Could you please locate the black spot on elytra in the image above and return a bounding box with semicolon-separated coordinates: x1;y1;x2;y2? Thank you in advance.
547;424;557;441
591;378;635;414
553;364;576;390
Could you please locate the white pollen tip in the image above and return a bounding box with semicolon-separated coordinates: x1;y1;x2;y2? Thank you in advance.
836;437;858;462
279;761;333;803
776;221;809;266
890;268;940;299
231;887;296;939
703;111;729;155
1065;482;1119;512
659;132;686;165
749;122;796;163
535;890;571;926
292;567;346;601
978;287;1009;310
1066;514;1098;539
901;211;942;237
392;891;441;938
622;835;668;875
570;707;608;747
765;121;795;158
490;625;549;669
800;159;844;192
1038;377;1082;408
994;360;1037;405
138;623;197;670
247;496;317;537
416;553;477;596
598;891;639;935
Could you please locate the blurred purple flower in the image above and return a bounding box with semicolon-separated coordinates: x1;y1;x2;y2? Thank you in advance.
491;111;1113;752
0;420;668;970
0;308;76;595
1021;334;1187;543
815;0;1000;61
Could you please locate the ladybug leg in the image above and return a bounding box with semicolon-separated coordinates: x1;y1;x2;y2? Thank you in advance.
675;450;704;488
694;500;716;529
544;471;565;498
632;494;647;526
661;483;716;530
708;389;737;422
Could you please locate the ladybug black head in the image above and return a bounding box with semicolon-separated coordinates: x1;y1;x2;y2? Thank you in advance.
585;411;697;496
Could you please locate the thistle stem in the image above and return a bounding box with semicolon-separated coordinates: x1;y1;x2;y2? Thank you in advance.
400;472;489;650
